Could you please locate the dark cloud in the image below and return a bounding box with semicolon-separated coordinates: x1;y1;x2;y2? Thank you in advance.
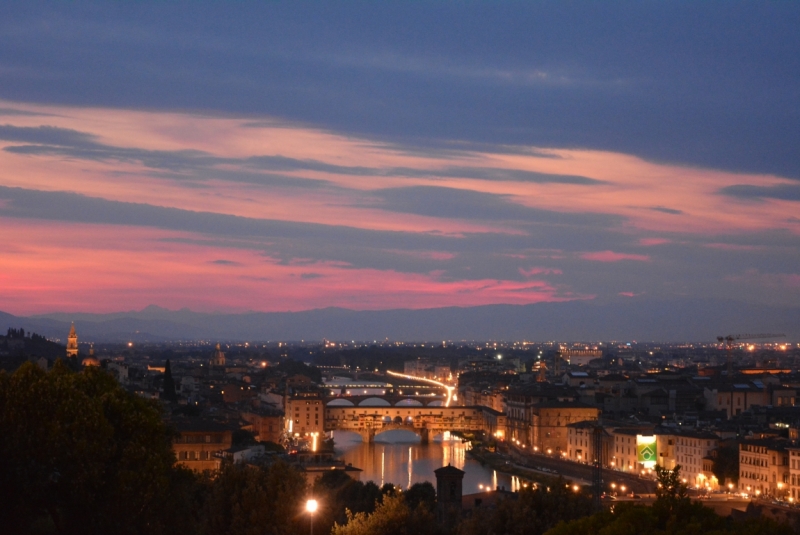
299;273;323;279
4;126;598;189
720;184;800;202
372;185;621;227
0;4;797;178
650;206;683;215
0;108;53;117
209;259;242;266
0;124;97;147
0;185;632;279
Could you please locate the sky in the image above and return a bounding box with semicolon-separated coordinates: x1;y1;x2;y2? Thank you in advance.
0;2;799;322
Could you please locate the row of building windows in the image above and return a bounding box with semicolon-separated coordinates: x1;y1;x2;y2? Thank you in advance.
177;450;213;461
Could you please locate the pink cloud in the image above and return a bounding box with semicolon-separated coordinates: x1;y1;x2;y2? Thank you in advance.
0;218;591;315
618;291;642;297
519;267;563;277
579;251;651;262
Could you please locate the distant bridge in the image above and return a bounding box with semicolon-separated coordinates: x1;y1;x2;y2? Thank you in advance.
325;405;505;444
325;394;447;408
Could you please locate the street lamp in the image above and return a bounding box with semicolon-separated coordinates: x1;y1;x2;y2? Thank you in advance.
306;499;318;535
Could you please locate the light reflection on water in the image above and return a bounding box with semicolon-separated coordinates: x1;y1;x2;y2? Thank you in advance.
333;429;517;494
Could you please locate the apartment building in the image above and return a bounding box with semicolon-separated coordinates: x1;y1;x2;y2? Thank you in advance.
739;437;789;497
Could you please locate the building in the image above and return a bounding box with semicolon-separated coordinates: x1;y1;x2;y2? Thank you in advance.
559;348;603;367
531;401;599;455
285;386;324;438
66;323;78;358
81;344;100;367
241;408;284;443
435;464;465;525
172;420;233;472
290;450;362;483
566;420;612;465
610;427;652;473
786;446;800;501
739;437;789;498
504;383;578;446
661;429;720;490
210;343;226;367
704;382;769;419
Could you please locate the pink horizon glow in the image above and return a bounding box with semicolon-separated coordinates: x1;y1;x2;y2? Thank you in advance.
0;100;797;314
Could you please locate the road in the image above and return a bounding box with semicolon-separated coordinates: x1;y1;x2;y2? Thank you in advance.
500;444;658;495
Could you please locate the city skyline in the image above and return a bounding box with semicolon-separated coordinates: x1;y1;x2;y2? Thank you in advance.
0;4;798;337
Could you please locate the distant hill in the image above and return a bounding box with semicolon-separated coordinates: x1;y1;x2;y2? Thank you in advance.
1;326;66;361
1;299;797;343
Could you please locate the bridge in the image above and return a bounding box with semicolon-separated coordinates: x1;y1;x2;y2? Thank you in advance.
325;405;505;444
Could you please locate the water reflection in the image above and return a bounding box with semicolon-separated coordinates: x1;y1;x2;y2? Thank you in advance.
333;429;516;494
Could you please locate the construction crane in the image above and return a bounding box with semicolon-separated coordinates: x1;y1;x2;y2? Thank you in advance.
716;333;785;381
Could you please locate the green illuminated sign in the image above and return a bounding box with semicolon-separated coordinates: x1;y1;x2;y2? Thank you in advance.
636;435;657;466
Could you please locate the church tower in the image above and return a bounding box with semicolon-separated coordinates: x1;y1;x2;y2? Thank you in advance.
66;323;78;358
435;464;464;525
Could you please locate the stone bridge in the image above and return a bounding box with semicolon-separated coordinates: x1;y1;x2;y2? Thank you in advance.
325;405;494;444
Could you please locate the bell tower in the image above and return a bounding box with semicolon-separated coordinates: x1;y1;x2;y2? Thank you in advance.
66;323;78;358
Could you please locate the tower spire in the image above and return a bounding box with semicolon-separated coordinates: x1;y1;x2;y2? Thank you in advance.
66;322;78;358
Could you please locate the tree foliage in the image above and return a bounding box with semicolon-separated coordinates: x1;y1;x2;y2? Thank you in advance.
162;358;177;402
457;480;594;535
545;466;793;535
0;361;191;535
199;461;307;535
712;445;739;486
331;493;439;535
544;500;794;535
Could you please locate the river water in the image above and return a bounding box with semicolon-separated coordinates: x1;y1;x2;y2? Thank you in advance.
333;429;523;494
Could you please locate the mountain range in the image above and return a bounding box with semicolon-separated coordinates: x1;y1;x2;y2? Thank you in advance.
1;299;797;343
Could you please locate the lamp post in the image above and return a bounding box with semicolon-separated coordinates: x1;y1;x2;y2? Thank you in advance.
306;499;318;535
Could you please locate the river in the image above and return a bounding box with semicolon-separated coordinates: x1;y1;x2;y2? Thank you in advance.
332;429;524;494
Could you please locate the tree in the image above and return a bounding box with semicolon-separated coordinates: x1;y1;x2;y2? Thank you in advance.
653;464;690;519
163;359;177;402
712;444;739;486
0;361;193;535
404;482;436;512
458;480;594;535
200;461;307;535
331;493;439;535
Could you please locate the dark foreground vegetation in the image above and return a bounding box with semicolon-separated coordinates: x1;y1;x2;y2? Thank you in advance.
1;362;796;535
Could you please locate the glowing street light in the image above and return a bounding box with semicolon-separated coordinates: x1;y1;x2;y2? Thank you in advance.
306;499;318;535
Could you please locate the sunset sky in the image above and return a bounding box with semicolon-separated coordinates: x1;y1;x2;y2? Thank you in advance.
1;3;798;322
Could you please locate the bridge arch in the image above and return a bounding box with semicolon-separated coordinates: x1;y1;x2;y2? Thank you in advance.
373;422;427;443
327;398;355;407
394;398;423;407
359;397;391;407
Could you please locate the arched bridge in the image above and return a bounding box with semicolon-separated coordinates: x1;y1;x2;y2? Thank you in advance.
325;405;494;444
